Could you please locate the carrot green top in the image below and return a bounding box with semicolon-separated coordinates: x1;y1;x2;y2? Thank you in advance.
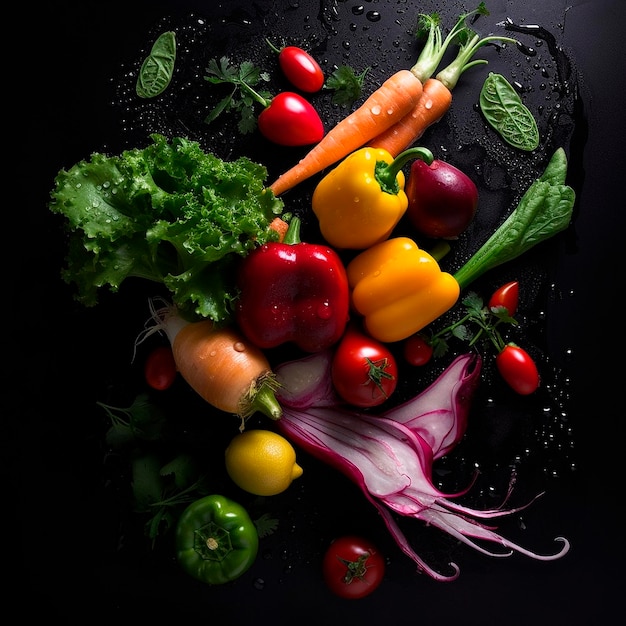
410;3;519;89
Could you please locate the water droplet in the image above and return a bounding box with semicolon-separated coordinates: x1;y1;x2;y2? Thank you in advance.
233;341;246;352
370;105;381;115
352;5;364;16
517;42;536;56
366;11;381;22
316;302;332;320
253;578;265;590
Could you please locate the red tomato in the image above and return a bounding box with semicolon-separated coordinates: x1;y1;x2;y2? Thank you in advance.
488;281;519;316
258;92;324;146
144;345;177;391
278;46;324;92
403;333;434;366
331;325;398;407
496;344;540;395
322;536;385;599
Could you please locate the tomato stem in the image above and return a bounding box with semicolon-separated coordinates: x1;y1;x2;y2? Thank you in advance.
338;552;371;583
265;37;282;55
365;357;395;398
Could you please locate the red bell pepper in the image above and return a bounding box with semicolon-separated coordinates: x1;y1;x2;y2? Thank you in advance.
234;217;350;352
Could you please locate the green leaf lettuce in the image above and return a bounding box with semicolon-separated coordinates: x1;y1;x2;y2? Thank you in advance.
49;133;284;321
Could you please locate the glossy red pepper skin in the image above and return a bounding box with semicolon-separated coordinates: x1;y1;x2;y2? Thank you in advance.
266;39;324;93
235;217;350;353
278;46;324;93
488;280;519;316
496;343;540;395
257;92;324;146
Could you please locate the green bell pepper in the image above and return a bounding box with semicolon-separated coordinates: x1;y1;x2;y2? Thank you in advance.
175;494;259;584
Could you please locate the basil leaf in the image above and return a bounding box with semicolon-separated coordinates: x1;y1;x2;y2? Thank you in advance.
479;72;539;151
136;31;177;99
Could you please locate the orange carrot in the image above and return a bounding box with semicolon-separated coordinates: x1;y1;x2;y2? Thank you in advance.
146;300;282;426
269;216;289;242
268;7;515;196
369;7;519;156
268;69;423;196
369;78;452;156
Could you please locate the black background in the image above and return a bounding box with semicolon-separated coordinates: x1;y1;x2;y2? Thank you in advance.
10;0;625;623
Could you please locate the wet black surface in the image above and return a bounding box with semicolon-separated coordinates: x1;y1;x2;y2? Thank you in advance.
11;0;625;622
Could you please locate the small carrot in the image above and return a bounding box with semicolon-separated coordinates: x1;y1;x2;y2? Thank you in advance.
267;7;496;197
370;6;519;156
268;68;423;196
269;216;289;242
368;77;452;155
144;299;282;428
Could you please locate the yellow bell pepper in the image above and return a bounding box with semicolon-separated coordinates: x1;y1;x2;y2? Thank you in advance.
347;236;460;343
312;146;433;250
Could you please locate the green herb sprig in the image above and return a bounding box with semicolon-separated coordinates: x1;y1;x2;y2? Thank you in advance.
425;291;518;359
204;56;272;134
324;65;370;107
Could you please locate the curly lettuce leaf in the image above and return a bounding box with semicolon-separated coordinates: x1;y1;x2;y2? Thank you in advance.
49;134;284;321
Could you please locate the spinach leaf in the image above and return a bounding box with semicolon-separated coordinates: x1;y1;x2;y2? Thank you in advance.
453;148;575;289
479;72;539;151
136;31;177;98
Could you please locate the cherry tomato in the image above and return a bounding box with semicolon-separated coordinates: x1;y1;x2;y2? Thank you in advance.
322;535;385;599
403;333;434;366
496;344;540;395
144;345;177;391
488;281;519;316
331;325;398;407
277;46;324;93
258;92;324;146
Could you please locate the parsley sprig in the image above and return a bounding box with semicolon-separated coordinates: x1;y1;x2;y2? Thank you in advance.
427;291;518;358
204;56;272;134
324;65;369;106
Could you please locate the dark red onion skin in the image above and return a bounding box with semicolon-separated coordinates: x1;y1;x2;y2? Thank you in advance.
405;159;479;239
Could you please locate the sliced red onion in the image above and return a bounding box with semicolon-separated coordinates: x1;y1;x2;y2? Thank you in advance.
274;352;570;581
274;349;338;409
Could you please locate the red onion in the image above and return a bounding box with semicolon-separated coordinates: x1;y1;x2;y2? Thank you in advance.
274;351;570;581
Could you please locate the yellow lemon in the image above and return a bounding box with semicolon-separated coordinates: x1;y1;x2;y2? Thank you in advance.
225;429;303;496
